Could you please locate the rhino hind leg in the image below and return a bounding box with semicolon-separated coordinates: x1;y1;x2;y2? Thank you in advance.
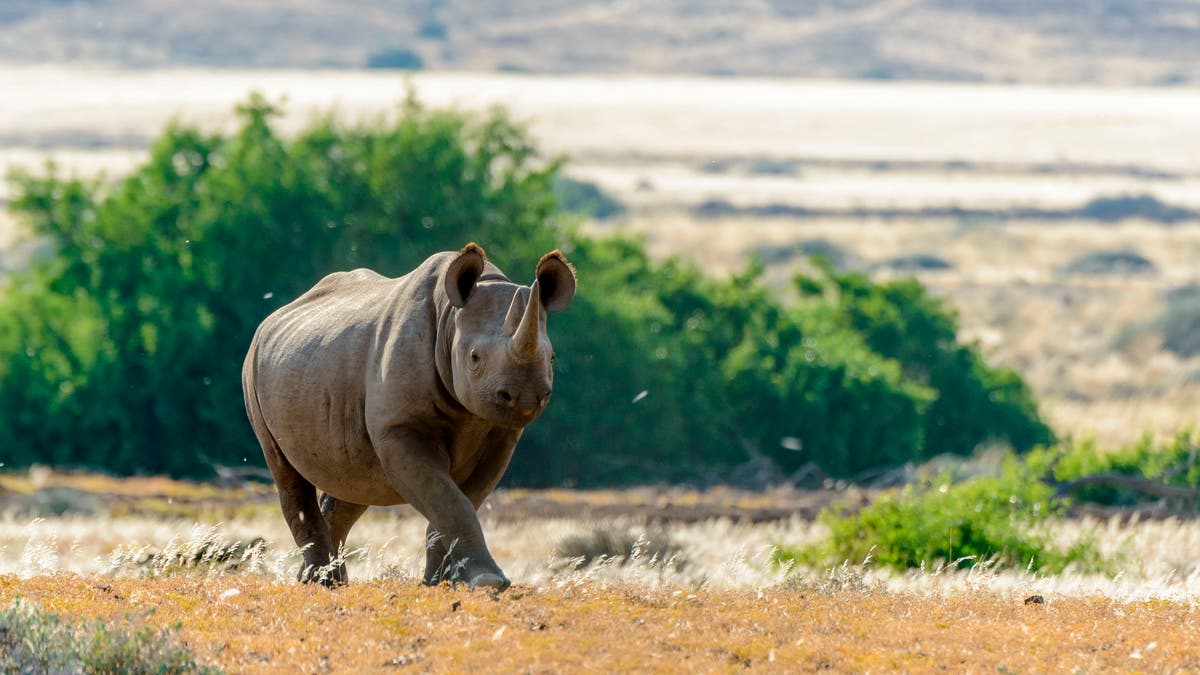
255;434;340;586
320;494;369;583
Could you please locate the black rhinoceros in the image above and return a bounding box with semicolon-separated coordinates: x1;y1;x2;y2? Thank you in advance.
242;243;575;590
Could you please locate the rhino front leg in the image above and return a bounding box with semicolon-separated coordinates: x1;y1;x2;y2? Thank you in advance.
377;428;510;591
423;428;520;586
423;522;453;585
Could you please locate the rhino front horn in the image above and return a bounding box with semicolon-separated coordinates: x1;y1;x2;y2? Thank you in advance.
512;280;544;359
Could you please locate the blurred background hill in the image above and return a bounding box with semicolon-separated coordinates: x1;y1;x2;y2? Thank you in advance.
1;0;1199;85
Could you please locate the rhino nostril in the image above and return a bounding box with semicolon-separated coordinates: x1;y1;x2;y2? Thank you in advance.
538;391;551;407
497;389;514;406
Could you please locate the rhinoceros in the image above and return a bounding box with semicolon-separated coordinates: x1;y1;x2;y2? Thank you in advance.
242;243;575;591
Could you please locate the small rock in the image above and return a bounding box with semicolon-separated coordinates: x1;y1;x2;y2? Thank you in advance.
1024;595;1045;605
451;600;462;612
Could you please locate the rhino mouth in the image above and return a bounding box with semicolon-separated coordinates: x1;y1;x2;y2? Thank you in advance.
485;403;545;429
479;383;550;428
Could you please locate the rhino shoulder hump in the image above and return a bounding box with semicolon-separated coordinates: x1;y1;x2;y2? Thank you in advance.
310;268;387;293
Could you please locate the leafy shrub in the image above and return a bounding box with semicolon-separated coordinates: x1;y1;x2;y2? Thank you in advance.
1161;285;1200;357
1;94;564;476
779;455;1108;573
1078;193;1196;224
553;176;626;220
692;198;740;218
745;158;800;176
417;19;448;40
793;264;1054;461
0;94;1050;486
797;239;857;270
365;47;424;69
748;239;857;269
1027;431;1200;506
0;598;218;674
555;525;683;569
870;253;954;272
1062;249;1156;276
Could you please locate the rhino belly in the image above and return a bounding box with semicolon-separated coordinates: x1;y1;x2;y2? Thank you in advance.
281;428;406;506
256;378;408;506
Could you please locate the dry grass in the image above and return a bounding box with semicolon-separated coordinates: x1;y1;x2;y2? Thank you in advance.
3;474;1200;670
3;473;1200;601
3;574;1199;672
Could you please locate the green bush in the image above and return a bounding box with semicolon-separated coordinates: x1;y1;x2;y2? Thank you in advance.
555;525;683;569
1;95;564;476
364;47;424;69
553;176;625;220
1078;193;1196;224
778;455;1108;573
793;264;1054;461
1027;431;1200;506
0;598;218;674
1061;249;1156;276
1161;285;1200;357
0;94;1051;485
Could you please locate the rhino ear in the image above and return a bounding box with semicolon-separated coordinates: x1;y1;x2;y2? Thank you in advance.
535;250;576;313
445;242;487;308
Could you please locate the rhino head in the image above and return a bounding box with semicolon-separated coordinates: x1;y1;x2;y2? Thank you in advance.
442;243;576;428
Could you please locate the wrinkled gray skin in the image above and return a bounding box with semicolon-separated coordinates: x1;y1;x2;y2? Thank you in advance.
242;243;575;591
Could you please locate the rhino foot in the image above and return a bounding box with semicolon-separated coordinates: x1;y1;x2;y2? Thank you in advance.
298;562;348;588
468;572;511;592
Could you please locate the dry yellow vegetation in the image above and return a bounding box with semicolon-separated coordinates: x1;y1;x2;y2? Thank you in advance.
3;574;1198;673
3;471;1200;672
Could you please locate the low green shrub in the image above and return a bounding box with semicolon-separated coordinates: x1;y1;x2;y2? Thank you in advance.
0;598;218;674
778;454;1108;573
1079;193;1196;224
1061;249;1156;276
1027;431;1200;506
1161;286;1200;357
555;525;684;569
364;47;423;69
553;176;625;220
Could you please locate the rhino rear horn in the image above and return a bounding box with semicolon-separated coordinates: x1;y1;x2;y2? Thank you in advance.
535;250;576;313
502;286;527;335
444;243;487;308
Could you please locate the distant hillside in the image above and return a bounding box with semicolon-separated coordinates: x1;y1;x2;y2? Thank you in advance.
0;0;1198;85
